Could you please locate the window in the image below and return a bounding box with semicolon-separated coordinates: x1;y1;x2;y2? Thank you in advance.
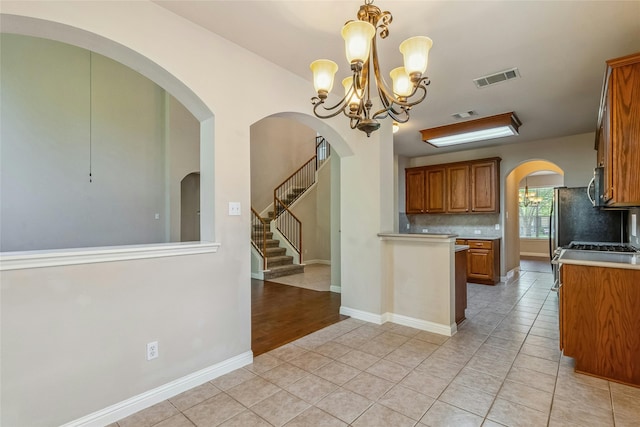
519;186;553;238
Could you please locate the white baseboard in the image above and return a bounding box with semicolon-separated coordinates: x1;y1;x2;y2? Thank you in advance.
303;259;331;265
339;306;385;324
501;267;519;284
251;271;264;280
61;351;253;427
339;306;455;336
387;313;457;337
330;285;341;293
520;252;550;258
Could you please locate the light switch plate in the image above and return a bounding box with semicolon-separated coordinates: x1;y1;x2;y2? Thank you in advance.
228;202;241;216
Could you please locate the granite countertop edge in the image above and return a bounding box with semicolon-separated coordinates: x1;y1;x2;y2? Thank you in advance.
556;250;640;271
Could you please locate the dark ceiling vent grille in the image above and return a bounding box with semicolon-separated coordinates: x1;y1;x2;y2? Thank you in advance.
474;67;520;88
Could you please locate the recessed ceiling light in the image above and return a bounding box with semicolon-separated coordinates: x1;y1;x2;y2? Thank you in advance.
420;112;521;147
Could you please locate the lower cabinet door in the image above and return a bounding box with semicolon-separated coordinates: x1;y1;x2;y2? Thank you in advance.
467;249;491;280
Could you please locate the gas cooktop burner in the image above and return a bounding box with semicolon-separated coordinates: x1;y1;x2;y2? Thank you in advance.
567;242;639;253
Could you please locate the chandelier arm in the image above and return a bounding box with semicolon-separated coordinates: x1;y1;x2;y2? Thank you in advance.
312;96;352;120
369;33;431;110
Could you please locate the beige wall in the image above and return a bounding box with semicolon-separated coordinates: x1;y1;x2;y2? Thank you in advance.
0;2;387;426
0;3;353;426
290;158;332;263
168;96;200;242
250;117;316;212
1;35;168;251
520;239;550;257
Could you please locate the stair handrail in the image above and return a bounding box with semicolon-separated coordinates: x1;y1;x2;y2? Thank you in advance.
273;196;303;265
251;207;269;270
273;136;331;218
267;136;330;268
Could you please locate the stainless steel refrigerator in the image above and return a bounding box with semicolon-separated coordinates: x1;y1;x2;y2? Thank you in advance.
549;186;627;256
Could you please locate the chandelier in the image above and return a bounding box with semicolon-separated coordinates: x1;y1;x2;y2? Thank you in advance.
309;0;433;137
520;179;542;207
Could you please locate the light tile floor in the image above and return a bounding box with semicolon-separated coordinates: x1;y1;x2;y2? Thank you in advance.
114;270;640;427
267;264;332;292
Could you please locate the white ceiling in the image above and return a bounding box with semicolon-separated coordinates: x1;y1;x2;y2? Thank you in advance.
154;0;640;158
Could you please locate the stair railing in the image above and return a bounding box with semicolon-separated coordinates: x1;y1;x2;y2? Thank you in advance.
273;136;331;216
269;136;330;266
273;197;302;264
251;207;269;270
315;135;330;170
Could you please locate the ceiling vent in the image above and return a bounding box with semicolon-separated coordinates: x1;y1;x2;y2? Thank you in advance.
452;110;477;119
473;67;520;88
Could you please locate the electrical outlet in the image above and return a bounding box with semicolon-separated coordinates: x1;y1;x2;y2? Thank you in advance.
147;341;158;361
495;224;500;230
474;229;482;235
406;223;410;230
422;228;428;233
632;214;637;237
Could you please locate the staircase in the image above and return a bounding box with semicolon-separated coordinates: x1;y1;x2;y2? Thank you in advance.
252;212;304;280
251;136;330;279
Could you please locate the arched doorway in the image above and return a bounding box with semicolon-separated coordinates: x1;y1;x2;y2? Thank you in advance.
505;160;564;275
181;172;200;242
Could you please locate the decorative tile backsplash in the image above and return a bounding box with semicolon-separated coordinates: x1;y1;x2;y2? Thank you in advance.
403;213;501;238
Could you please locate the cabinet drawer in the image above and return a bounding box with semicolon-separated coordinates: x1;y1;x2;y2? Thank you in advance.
467;240;492;249
455;239;467;245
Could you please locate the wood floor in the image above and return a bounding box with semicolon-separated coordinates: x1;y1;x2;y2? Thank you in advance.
251;279;348;356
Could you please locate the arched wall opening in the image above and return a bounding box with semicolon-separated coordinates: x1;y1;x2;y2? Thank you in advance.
0;14;216;248
504;160;564;275
250;112;352;291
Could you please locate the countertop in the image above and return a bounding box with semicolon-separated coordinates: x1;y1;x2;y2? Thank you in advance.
454;236;502;241
455;245;470;252
403;232;501;240
379;233;457;239
554;249;640;271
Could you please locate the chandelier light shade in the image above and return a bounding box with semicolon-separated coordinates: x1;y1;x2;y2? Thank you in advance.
310;0;433;137
342;21;376;64
310;60;339;96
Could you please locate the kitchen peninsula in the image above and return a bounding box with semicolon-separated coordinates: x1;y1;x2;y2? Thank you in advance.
377;233;467;336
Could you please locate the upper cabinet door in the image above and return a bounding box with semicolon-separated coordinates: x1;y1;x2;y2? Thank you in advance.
406;168;426;213
425;167;446;213
447;165;470;213
405;157;500;215
608;54;640;206
471;160;499;213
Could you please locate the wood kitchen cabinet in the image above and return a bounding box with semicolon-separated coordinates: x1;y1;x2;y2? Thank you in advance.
471;161;499;213
406;168;426;214
405;166;446;214
595;52;640;207
405;157;501;214
447;165;470;213
425;167;446;213
560;264;640;386
455;238;500;285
